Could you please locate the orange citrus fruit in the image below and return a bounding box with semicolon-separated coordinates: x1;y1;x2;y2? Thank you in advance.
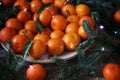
12;34;29;54
17;10;32;23
54;0;67;9
18;29;34;39
46;38;64;55
41;28;52;37
26;64;46;80
50;30;65;39
33;33;50;45
114;10;120;23
29;40;46;59
51;15;67;31
39;9;52;27
76;4;90;17
24;20;38;34
65;22;79;33
78;25;88;40
45;5;58;16
62;32;81;50
79;16;95;27
5;18;23;31
103;63;120;80
0;27;17;43
30;0;43;14
66;15;80;23
13;0;30;11
62;4;76;17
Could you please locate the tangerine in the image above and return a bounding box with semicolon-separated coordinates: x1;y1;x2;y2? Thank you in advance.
41;28;52;37
33;33;50;45
13;0;30;11
24;20;38;34
114;10;120;23
30;0;43;13
76;4;90;17
79;16;95;27
17;10;32;23
45;5;58;16
26;64;46;80
78;25;88;40
5;18;23;31
103;63;120;80
65;22;79;33
29;40;46;59
12;34;29;54
50;30;65;39
62;4;76;17
54;0;67;9
62;32;81;51
0;27;17;43
66;15;80;23
50;15;67;31
46;38;64;55
18;29;34;39
39;9;52;27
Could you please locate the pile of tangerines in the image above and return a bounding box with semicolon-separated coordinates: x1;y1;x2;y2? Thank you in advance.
0;0;96;59
1;0;120;80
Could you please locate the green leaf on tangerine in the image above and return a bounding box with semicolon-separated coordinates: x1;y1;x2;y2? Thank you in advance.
36;18;43;33
37;2;52;14
23;40;33;60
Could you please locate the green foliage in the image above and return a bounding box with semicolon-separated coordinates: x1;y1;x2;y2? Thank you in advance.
37;2;52;14
0;39;26;80
56;59;81;80
23;40;33;60
36;18;43;33
91;11;101;25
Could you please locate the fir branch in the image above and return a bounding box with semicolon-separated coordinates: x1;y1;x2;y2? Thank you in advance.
91;11;101;26
55;59;81;80
76;20;96;51
6;39;21;71
56;59;69;79
77;50;86;68
76;46;104;76
86;49;102;66
82;20;96;38
0;39;25;80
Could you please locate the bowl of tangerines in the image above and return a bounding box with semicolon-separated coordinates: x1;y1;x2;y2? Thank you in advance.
0;0;96;63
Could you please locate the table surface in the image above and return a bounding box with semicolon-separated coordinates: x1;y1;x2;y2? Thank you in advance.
0;44;106;80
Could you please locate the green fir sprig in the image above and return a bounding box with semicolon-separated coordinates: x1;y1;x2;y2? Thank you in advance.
0;39;26;80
